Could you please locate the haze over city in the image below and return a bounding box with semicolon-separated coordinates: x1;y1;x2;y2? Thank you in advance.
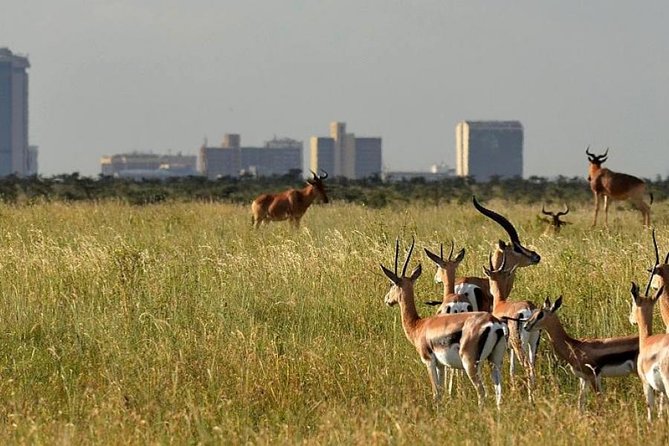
2;1;668;178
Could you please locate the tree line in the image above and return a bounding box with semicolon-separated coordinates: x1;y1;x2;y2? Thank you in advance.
0;172;666;207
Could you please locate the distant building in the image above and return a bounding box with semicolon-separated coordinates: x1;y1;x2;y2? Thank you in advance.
199;134;302;179
310;122;382;179
455;121;523;181
0;48;35;176
383;163;455;182
100;152;197;179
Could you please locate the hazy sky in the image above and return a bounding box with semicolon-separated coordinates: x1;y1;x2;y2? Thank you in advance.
3;1;668;178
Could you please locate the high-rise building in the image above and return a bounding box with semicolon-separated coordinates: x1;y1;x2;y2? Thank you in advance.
199;134;303;179
310;122;382;179
455;121;523;181
0;48;35;176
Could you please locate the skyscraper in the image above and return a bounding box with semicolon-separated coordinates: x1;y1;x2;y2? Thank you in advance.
455;121;523;181
310;122;382;179
0;48;34;176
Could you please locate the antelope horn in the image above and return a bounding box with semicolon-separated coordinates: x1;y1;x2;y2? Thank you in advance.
318;169;328;180
440;243;444;261
602;147;609;157
585;145;593;156
310;170;318;179
652;228;660;267
394;238;399;276
473;196;521;245
402;237;415;277
557;205;569;217
541;205;552;216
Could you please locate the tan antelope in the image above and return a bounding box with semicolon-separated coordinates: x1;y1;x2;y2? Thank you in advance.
634;229;669;332
452;197;541;305
630;282;668;421
423;242;488;314
586;147;652;227
524;296;639;410
483;253;540;389
540;204;571;235
251;169;329;228
380;238;508;406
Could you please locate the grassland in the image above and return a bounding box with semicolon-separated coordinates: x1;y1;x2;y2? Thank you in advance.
0;199;669;445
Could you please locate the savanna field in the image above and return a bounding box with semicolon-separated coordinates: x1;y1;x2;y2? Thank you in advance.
2;199;669;445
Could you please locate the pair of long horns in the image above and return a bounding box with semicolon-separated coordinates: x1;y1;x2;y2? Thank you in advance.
647;229;669;295
585;146;608;163
310;169;328;180
542;205;569;217
472;196;521;246
391;237;415;278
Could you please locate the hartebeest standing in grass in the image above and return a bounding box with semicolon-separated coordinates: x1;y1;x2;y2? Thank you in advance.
586;147;652;227
630;282;668;421
540;204;570;235
251;169;329;228
525;296;639;411
380;238;508;406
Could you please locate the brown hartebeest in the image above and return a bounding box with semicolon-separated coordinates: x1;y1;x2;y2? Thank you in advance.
251;169;329;228
380;238;508;406
525;296;639;411
586;147;652;227
630;282;667;421
540;204;570;235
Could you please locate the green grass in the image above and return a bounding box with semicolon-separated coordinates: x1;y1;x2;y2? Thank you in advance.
0;200;668;444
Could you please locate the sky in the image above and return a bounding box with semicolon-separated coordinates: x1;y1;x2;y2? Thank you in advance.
2;0;668;178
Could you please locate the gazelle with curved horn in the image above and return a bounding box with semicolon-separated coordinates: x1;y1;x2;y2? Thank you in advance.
424;241;490;314
586;146;652;227
540;204;571;235
251;169;329;228
525;296;638;410
629;229;669;333
380;238;508;406
483;252;540;389
451;197;541;303
630;282;668;421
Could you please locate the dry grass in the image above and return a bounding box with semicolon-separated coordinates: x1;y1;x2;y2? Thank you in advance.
0;199;668;444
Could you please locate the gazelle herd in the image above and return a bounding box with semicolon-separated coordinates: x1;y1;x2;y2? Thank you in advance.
250;147;665;419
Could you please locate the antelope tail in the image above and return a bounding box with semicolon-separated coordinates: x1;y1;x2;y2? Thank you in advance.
649;192;654;206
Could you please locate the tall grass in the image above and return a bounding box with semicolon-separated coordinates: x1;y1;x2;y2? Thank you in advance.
0;200;668;444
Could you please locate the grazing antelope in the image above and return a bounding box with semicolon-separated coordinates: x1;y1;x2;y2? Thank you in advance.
380;238;508;406
524;296;639;410
630;282;668;421
423;241;488;314
251;169;329;229
586;147;652;227
483;253;540;388
540;204;571;235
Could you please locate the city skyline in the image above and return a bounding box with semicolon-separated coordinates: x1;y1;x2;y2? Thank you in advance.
2;1;668;179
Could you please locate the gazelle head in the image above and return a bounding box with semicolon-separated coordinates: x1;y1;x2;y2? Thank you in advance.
473;196;541;269
523;296;562;332
629;281;664;326
380;238;422;307
647;228;669;290
585;146;609;167
424;241;465;284
541;204;570;234
307;169;330;203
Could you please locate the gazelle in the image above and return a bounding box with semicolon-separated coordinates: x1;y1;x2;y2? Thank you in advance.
586;147;652;227
634;229;669;332
380;238;508;406
483;253;540;388
524;296;639;410
251;169;329;228
540;204;571;235
629;282;668;421
423;242;490;314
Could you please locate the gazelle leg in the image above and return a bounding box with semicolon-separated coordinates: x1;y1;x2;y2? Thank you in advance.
644;383;655;422
491;363;502;409
426;360;443;401
592;193;600;226
578;378;588;412
463;358;486;406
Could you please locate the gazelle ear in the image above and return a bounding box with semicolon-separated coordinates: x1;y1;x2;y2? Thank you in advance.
423;248;444;266
380;264;399;284
550;296;563;313
543;297;552;309
410;264;422;282
630;282;642;305
498;240;507;249
653;286;665;302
